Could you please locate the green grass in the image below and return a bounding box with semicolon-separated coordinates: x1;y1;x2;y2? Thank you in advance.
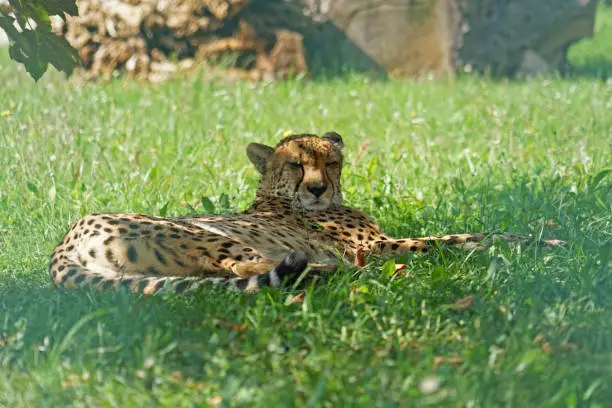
1;7;612;408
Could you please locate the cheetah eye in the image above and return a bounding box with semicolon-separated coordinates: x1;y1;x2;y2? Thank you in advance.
287;161;302;168
326;162;340;168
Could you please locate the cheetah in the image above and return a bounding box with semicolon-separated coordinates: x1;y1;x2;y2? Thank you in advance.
48;131;563;294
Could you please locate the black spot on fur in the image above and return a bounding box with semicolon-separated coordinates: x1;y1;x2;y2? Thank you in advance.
127;246;138;263
120;279;133;288
275;251;308;280
119;228;128;234
74;275;86;285
154;248;167;265
152;279;166;292
89;249;96;258
104;236;115;245
108;220;120;225
174;280;191;293
87;219;95;225
101;279;114;290
91;276;103;285
148;266;161;275
257;273;271;287
138;279;150;292
63;268;78;281
235;278;249;291
58;265;66;272
391;244;399;250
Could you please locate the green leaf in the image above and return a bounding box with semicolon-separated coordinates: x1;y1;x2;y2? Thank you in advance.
589;169;611;193
1;1;80;81
37;29;81;76
7;30;48;81
599;242;612;270
159;201;170;217
148;165;159;182
186;203;198;213
0;16;19;39
201;197;215;213
219;193;230;210
382;258;396;278
26;182;38;194
36;0;79;18
22;3;51;28
308;221;324;231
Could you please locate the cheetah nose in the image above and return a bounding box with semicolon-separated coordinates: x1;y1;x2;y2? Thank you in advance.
306;183;327;198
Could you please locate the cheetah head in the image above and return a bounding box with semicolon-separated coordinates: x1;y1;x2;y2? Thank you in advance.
247;131;344;211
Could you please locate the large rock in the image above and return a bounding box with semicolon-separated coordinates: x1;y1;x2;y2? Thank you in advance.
319;0;598;77
327;0;460;78
458;0;598;76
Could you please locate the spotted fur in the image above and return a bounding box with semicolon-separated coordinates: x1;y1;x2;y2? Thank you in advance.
48;131;563;294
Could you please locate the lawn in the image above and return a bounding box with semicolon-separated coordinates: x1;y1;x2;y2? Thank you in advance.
1;6;611;407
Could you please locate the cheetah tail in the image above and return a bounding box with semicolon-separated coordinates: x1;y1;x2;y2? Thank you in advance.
50;251;309;295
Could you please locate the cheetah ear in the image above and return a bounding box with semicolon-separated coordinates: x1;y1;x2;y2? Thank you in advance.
247;143;274;174
322;131;344;150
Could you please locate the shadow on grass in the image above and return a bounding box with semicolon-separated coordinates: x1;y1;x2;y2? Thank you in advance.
0;283;254;377
0;170;609;394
